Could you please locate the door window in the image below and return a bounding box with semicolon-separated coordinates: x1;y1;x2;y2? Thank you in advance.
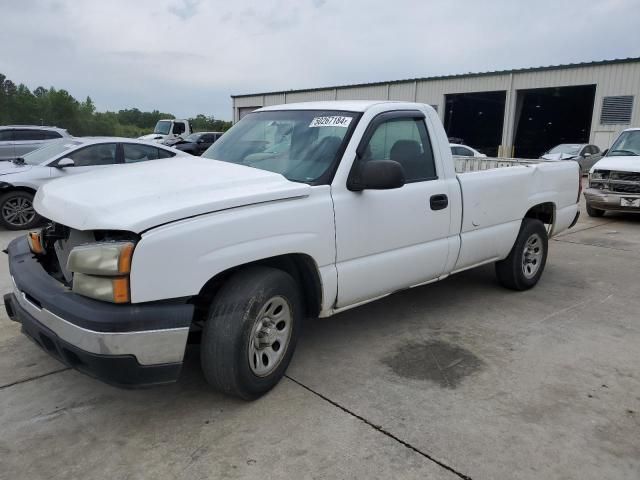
42;130;62;139
68;143;117;166
123;144;161;163
157;148;176;159
452;146;473;156
173;122;186;135
13;129;43;141
361;117;437;181
0;130;13;141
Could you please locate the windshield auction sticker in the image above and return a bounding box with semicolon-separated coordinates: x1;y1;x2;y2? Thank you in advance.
309;116;352;128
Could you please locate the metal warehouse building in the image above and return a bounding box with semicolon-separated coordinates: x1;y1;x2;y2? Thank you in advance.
231;57;640;158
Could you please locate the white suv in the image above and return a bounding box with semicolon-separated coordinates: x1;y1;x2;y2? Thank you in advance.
0;126;71;161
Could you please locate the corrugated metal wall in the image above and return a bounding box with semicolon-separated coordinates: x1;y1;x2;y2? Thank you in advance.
232;61;640;149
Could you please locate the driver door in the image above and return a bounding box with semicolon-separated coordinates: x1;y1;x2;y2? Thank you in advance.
332;112;453;308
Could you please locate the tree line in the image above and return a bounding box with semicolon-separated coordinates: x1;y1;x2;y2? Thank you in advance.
0;73;232;137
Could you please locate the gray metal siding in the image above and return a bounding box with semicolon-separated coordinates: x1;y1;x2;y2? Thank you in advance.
232;60;640;149
335;85;388;100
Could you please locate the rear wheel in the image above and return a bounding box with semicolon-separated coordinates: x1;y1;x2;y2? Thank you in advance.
586;203;605;217
495;218;548;291
200;266;302;399
0;191;41;230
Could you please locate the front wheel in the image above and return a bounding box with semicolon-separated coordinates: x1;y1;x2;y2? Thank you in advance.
200;266;303;400
0;191;41;230
495;219;549;291
586;203;605;217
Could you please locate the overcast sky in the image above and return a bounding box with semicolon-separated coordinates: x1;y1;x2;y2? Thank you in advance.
1;0;639;120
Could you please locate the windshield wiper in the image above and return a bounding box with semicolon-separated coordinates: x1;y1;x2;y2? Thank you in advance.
11;157;25;165
610;149;639;156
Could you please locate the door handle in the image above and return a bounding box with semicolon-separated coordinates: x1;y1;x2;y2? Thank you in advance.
430;194;448;211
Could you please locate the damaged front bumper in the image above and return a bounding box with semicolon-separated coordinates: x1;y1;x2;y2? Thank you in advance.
584;188;640;213
4;236;194;387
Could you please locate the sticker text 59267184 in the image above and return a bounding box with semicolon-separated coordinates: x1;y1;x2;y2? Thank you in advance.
309;116;352;128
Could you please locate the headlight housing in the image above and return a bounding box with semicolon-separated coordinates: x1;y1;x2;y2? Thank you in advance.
67;242;135;303
589;170;610;190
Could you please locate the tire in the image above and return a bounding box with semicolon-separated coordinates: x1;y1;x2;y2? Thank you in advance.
201;266;303;399
586;203;605;217
0;191;41;230
495;218;548;291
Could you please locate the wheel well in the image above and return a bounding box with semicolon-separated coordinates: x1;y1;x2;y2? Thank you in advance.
194;254;323;322
0;186;36;197
525;202;555;226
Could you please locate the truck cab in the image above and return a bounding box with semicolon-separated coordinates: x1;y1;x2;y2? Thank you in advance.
138;119;192;143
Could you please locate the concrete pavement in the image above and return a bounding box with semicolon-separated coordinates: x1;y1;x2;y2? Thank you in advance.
1;205;639;479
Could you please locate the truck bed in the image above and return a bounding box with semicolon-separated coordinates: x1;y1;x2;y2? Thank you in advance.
453;156;547;173
450;156;580;273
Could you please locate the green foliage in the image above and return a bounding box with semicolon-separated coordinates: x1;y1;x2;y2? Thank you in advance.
0;73;232;137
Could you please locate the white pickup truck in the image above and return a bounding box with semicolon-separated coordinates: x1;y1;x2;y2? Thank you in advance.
138;119;192;143
5;101;580;399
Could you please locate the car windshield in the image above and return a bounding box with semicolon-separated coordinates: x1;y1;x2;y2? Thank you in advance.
184;133;201;142
608;130;640;156
202;110;359;183
548;144;581;155
153;120;172;135
21;139;82;165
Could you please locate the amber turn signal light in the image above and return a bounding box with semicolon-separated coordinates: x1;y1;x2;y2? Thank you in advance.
27;230;44;255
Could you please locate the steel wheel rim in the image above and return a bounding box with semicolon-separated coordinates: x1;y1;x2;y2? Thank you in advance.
248;296;292;377
2;197;35;227
522;233;543;279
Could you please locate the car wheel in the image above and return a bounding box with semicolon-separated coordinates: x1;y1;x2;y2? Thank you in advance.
200;266;303;399
586;204;605;217
495;218;548;291
0;191;42;230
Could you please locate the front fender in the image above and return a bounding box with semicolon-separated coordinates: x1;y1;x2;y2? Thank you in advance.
129;188;337;305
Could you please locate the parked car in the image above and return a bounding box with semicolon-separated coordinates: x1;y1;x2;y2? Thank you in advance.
138;119;192;143
0;125;70;161
164;132;224;155
0;137;188;230
584;128;640;217
541;143;602;173
450;143;486;157
5;101;580;399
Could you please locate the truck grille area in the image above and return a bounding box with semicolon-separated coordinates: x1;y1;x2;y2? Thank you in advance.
610;183;640;194
591;171;640;194
610;171;640;182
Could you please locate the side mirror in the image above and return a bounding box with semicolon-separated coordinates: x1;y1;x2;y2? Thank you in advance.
350;160;405;191
56;158;75;168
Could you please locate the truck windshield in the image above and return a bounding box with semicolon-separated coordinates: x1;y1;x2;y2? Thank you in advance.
153;121;172;135
22;139;82;165
202;110;359;183
608;130;640;156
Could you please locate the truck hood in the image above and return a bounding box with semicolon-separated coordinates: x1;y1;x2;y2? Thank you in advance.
0;162;33;176
34;158;311;233
590;156;640;173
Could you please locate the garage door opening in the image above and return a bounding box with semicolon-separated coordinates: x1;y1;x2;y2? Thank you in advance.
513;85;596;158
444;91;506;157
238;107;261;120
